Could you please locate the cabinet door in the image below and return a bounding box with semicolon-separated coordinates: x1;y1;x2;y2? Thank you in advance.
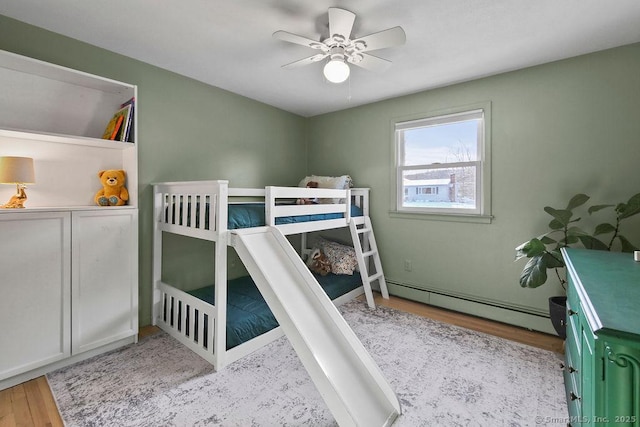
71;209;138;354
0;212;71;380
600;339;640;426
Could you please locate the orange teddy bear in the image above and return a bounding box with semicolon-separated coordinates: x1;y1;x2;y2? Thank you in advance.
94;169;129;206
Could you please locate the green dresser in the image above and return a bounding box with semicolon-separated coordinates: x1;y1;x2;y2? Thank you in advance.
561;248;640;427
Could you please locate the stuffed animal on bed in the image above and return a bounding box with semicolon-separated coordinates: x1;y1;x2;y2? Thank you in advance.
94;169;129;206
296;181;319;205
307;248;331;276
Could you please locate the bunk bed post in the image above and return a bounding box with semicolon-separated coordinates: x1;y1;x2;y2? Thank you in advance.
152;185;164;326
344;188;351;224
213;180;229;369
361;188;370;217
265;186;275;226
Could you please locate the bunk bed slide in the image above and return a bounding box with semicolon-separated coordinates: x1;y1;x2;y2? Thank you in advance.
232;226;400;427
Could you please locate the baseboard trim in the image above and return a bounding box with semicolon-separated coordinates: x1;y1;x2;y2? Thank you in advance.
387;281;556;335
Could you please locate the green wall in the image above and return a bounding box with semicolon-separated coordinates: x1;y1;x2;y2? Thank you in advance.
0;16;308;325
2;15;639;332
307;43;640;331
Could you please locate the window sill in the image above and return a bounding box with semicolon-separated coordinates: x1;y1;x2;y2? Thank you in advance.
389;210;493;224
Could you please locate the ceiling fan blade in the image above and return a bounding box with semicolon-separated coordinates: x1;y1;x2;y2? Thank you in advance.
273;30;326;50
348;53;392;73
282;54;328;70
352;26;406;52
328;7;356;39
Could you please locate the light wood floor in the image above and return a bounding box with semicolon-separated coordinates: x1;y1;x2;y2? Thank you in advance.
0;295;563;426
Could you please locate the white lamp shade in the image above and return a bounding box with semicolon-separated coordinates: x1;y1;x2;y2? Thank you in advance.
323;59;350;83
0;156;35;184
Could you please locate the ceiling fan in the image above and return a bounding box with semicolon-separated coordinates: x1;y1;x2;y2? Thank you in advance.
273;7;406;84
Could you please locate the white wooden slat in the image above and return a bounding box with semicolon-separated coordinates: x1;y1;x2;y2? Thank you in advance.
188;194;198;227
273;203;348;217
229;188;266;197
188;303;196;341
198;309;206;350
267;186;348;200
179;195;186;227
209;194;217;232
180;299;188;334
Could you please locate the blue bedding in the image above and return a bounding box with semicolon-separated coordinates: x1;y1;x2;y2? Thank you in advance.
187;273;362;350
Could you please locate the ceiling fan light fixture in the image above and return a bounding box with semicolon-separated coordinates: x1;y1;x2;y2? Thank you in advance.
323;57;350;83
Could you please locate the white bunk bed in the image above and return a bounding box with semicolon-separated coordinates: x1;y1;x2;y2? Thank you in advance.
152;180;387;370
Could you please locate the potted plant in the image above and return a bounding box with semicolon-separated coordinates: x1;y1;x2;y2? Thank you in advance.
515;193;640;338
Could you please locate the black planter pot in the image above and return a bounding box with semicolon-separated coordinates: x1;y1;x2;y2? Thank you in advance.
549;296;567;339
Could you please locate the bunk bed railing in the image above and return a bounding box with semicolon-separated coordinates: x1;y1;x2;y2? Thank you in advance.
156;281;217;365
265;186;372;235
154;180;229;241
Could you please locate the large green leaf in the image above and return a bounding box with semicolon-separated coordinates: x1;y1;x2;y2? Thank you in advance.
567;226;588;236
515;238;546;260
577;235;609;250
588;204;613;214
617;235;638;252
566;193;590;210
548;219;564;230
544;252;565;268
593;223;616;236
519;255;549;288
540;235;557;245
560;235;580;245
545;207;572;228
618;193;640;219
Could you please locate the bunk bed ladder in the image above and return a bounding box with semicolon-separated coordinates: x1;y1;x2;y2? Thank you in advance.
349;216;389;309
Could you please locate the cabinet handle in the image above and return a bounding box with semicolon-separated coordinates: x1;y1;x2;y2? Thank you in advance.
570;391;581;401
560;363;577;373
568;309;578;316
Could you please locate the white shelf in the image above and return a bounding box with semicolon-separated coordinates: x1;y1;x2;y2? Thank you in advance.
0;128;135;150
0;49;138;209
0;49;133;94
0;49;136;142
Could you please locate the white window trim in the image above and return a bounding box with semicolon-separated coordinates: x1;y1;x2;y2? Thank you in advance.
390;102;493;224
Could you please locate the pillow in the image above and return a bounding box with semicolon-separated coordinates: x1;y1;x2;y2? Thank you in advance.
315;237;358;275
298;174;353;189
298;175;353;203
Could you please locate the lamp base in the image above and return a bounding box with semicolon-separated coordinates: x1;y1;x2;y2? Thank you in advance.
1;185;27;209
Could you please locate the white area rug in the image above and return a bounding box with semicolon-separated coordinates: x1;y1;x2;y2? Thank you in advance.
48;300;567;426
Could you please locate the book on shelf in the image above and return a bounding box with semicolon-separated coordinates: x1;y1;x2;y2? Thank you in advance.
101;112;120;140
119;97;135;142
102;101;134;142
109;115;124;140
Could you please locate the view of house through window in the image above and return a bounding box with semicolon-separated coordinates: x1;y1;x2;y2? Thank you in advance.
395;109;485;215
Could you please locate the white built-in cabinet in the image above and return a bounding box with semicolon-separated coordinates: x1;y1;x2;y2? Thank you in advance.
0;50;139;390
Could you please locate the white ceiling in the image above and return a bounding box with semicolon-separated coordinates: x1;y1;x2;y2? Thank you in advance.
2;1;640;117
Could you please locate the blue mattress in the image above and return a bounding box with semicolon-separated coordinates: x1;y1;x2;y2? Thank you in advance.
169;202;363;230
187;273;362;349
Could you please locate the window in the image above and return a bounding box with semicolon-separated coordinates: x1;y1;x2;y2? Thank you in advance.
394;107;490;219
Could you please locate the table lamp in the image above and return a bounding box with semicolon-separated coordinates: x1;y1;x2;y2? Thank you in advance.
0;156;36;209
